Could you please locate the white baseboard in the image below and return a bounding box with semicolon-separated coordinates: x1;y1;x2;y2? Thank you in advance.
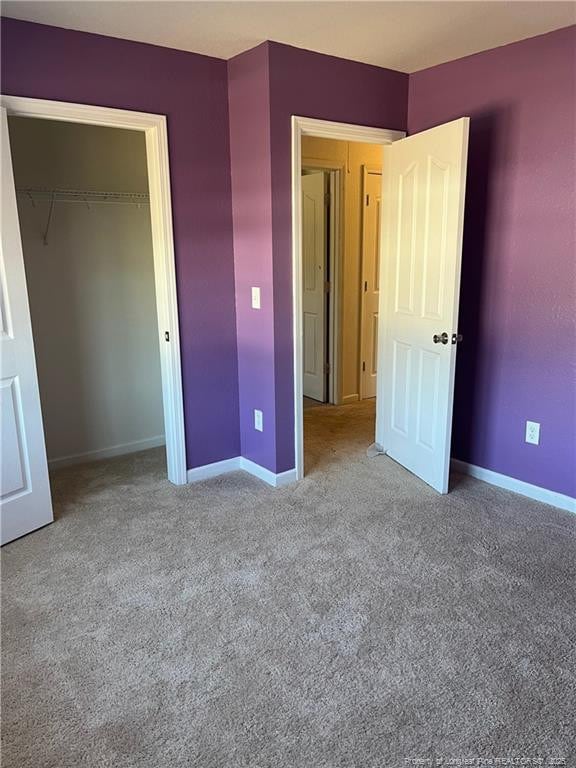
48;435;166;470
186;456;298;488
240;458;298;487
186;457;241;483
342;394;359;404
451;459;576;514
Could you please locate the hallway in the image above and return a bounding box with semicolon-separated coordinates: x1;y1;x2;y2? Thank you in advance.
304;398;376;475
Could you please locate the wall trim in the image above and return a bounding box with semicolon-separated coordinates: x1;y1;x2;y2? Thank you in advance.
451;459;576;514
187;457;241;483
1;95;187;485
294;116;405;145
49;436;166;470
292;116;406;481
240;458;298;487
342;393;360;404
186;456;297;488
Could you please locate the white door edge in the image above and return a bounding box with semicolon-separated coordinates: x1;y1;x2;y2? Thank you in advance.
1;106;53;544
360;164;383;401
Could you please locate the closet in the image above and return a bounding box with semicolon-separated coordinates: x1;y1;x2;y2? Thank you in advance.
8;117;164;468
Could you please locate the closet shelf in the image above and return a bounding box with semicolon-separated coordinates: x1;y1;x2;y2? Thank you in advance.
16;187;150;205
16;188;150;246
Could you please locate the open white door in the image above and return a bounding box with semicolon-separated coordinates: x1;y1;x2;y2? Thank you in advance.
302;172;327;402
376;117;469;493
0;107;53;544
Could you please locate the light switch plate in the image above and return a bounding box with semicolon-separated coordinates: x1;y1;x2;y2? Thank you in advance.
525;420;540;445
254;409;263;432
251;287;261;309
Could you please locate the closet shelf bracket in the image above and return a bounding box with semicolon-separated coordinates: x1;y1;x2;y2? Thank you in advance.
43;192;56;247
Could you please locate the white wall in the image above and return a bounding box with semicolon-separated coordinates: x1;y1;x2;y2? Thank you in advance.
9;117;164;465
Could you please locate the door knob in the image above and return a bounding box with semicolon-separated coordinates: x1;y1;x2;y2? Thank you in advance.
451;333;463;344
433;332;449;345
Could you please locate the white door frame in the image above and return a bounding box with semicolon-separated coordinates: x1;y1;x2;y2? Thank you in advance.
291;116;405;480
1;95;187;485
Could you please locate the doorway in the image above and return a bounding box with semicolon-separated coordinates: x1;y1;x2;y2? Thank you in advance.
0;97;185;545
293;118;404;482
292;115;470;493
300;139;387;475
301;138;386;410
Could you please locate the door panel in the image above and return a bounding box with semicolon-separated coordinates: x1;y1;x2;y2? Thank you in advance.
394;163;417;315
422;157;450;319
377;117;469;493
391;340;411;435
0;108;53;544
301;172;326;402
1;377;28;498
303;313;319;375
360;169;383;399
416;349;441;450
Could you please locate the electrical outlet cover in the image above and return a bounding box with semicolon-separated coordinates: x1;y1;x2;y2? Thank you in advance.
525;420;540;445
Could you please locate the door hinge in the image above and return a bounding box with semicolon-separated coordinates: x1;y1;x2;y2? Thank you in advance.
366;194;370;206
165;331;170;342
324;192;331;206
364;280;368;292
324;280;331;293
324;362;330;374
362;361;366;372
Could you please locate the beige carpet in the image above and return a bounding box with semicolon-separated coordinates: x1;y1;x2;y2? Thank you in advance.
2;400;575;767
303;396;330;409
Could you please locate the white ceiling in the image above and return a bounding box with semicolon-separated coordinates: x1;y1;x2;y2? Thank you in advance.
2;1;575;73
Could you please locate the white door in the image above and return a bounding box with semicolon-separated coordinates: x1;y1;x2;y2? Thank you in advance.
376;117;469;493
302;172;327;402
0;107;53;544
360;168;382;399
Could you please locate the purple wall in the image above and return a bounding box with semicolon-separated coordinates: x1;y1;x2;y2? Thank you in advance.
3;17;573;496
1;18;240;470
228;42;408;473
408;26;576;497
228;44;278;470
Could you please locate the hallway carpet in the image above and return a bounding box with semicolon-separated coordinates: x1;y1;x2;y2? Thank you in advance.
2;401;575;767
